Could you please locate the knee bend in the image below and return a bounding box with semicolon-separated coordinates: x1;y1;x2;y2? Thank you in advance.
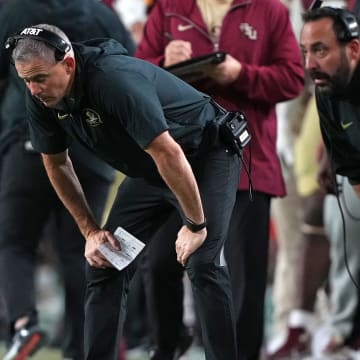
185;261;222;284
145;258;183;278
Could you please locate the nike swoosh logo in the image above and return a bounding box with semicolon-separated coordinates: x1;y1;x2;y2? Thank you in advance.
341;121;353;130
57;112;69;120
177;24;194;32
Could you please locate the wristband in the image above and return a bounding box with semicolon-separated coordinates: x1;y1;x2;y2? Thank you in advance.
185;217;207;233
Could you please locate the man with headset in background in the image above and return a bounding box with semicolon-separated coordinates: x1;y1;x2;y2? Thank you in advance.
0;1;135;359
297;6;360;356
300;6;360;195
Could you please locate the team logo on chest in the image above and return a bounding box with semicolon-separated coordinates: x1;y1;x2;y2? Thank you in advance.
83;108;102;127
240;23;257;40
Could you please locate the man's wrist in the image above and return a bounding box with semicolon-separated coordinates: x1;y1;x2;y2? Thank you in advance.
185;217;207;233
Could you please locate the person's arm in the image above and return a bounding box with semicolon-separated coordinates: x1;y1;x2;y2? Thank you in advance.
135;0;168;65
42;150;120;268
145;131;207;266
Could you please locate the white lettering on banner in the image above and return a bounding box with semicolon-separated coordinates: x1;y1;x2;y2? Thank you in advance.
20;28;43;36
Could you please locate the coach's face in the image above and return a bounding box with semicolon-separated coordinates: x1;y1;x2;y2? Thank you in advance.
15;55;75;108
300;17;359;96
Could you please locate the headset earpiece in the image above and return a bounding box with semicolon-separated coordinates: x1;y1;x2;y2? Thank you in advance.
322;7;360;41
4;27;71;61
336;9;360;41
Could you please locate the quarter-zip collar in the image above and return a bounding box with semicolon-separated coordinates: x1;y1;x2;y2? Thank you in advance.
165;0;252;50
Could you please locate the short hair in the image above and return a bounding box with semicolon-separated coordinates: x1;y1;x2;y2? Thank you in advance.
302;7;360;43
12;24;72;64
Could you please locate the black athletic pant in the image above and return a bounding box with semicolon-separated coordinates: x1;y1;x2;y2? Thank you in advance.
84;146;241;360
0;139;110;360
140;211;185;355
139;190;271;360
224;191;271;360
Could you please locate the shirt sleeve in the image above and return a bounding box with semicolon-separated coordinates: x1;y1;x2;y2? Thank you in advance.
90;69;169;149
26;92;70;154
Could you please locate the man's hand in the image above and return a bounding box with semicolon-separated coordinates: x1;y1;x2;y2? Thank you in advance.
175;226;207;267
164;40;192;67
208;54;242;85
85;229;121;268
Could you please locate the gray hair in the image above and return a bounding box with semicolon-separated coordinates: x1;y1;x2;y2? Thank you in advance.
12;24;72;64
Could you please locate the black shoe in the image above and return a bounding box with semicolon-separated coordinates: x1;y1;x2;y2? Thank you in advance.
149;349;174;360
148;327;194;360
3;324;47;360
174;326;194;359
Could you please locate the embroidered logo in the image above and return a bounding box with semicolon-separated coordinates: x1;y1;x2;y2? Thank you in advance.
341;120;353;130
83;108;102;127
240;23;257;40
177;24;194;32
57;112;70;120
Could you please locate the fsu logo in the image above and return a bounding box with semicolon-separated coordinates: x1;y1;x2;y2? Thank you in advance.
240;23;257;40
83;108;102;127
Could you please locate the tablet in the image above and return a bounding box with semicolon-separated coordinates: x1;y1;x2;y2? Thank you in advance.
164;51;226;82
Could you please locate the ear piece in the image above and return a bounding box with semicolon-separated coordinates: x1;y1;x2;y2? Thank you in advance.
337;10;360;41
4;27;71;61
313;6;360;42
309;1;360;42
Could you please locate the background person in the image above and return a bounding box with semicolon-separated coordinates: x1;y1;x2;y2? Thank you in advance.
300;6;360;195
0;1;135;359
135;0;304;358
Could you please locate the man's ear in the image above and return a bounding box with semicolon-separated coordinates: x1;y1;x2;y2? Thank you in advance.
348;39;360;61
62;56;76;74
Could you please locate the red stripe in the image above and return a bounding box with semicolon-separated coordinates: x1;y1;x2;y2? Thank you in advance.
16;333;41;360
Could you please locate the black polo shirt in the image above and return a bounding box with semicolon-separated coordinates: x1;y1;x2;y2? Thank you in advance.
316;64;360;185
28;39;217;181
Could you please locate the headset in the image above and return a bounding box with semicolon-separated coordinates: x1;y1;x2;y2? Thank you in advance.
4;26;71;61
310;0;360;42
332;8;360;41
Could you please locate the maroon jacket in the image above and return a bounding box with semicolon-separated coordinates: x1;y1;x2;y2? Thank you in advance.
136;0;304;196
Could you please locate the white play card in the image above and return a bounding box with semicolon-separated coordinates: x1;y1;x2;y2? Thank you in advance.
99;226;145;271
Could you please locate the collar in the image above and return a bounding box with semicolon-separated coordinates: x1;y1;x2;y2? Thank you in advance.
184;0;252;10
231;0;252;5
